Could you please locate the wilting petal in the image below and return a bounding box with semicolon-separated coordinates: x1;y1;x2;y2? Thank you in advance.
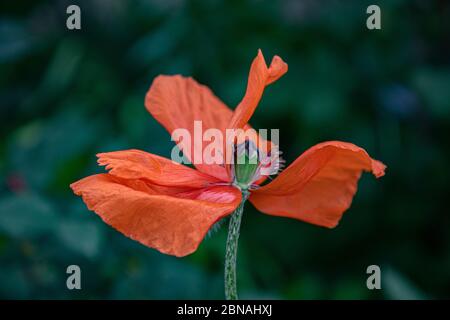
97;149;220;188
228;49;288;130
70;174;241;257
145;75;232;180
146;75;233;133
250;141;386;228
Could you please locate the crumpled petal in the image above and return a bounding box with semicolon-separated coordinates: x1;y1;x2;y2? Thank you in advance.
145;75;232;181
70;174;241;257
250;141;386;228
97;149;220;188
228;49;288;130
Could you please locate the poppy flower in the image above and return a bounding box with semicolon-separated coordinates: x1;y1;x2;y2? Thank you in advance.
71;49;385;299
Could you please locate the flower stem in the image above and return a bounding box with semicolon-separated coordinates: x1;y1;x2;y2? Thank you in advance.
224;190;249;300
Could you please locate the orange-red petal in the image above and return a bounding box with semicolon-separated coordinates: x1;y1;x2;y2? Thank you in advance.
97;149;220;188
70;174;241;257
250;141;386;228
228;49;288;130
145;75;232;181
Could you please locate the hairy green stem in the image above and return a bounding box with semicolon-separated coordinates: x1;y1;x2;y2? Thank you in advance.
224;191;249;300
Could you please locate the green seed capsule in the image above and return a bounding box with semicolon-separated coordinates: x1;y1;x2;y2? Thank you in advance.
233;140;260;190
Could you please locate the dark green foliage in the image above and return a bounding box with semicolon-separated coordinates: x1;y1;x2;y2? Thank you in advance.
0;0;449;299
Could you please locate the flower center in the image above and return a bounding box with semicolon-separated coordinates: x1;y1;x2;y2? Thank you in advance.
232;140;260;190
231;139;283;191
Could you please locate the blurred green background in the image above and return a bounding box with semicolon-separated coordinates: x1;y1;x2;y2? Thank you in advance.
1;0;449;299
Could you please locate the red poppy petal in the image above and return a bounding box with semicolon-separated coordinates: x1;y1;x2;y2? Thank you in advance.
97;149;220;188
70;174;241;257
145;75;232;180
228;49;288;130
250;141;386;228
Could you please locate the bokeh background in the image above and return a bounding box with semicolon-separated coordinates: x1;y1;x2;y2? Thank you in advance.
1;0;449;299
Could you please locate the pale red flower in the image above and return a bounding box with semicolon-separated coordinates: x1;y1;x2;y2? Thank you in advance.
71;50;385;257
